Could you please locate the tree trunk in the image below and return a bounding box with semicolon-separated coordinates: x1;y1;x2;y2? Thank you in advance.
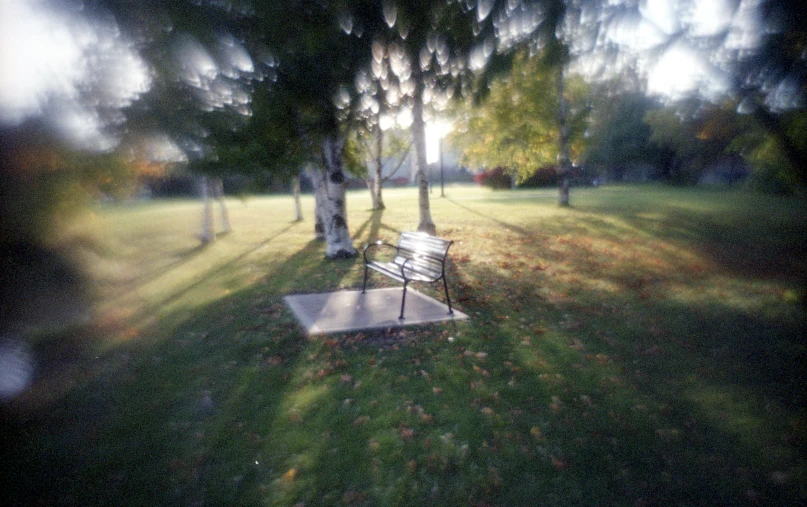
412;78;436;235
372;124;386;210
368;163;379;210
308;165;327;241
213;177;231;233
199;176;215;244
320;135;357;259
556;65;571;207
292;174;303;222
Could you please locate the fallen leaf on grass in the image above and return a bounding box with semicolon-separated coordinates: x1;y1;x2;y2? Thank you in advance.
488;466;503;488
530;426;542;439
432;387;443;395
481;407;496;416
342;491;367;504
549;401;563;413
353;415;370;426
282;467;298;481
642;346;661;356
654;428;680;440
550;455;568;470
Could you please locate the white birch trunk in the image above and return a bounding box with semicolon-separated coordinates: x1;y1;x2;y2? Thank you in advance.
320;135;357;259
292;175;303;222
412;80;436;235
557;66;571;207
213;177;231;233
367;163;380;210
308;165;327;241
372;124;385;210
373;164;385;210
199;175;215;244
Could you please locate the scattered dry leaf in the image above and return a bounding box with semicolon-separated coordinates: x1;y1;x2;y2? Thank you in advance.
488;465;503;487
288;409;302;423
550;455;568;470
654;428;680;440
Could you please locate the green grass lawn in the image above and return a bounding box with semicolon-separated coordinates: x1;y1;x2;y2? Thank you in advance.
3;184;806;506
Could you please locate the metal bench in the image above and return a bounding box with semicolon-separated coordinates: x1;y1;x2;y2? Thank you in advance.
361;232;454;320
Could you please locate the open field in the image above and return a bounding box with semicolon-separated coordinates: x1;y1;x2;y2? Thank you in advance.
3;184;806;506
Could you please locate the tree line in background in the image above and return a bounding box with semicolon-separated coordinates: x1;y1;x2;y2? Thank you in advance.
2;0;806;259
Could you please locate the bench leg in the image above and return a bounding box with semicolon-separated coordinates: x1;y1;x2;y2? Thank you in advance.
399;282;408;320
442;276;454;315
362;265;369;293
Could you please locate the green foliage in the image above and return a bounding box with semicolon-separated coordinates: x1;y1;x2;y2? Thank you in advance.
451;50;589;182
729;108;807;194
342;134;367;178
585;92;659;168
644;101;749;185
0;125;142;243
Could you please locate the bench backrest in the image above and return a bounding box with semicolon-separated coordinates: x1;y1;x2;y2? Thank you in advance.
394;232;453;278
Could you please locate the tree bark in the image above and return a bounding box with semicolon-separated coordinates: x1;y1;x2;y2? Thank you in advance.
199;175;215;244
308;165;327;241
556;65;571;207
292;174;303;222
320;135;357;259
372;124;386;210
213;177;231;233
412;77;436;235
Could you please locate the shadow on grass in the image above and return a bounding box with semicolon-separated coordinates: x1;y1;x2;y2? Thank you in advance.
0;226;364;506
352;208;404;246
129;222;302;328
134;242;208;286
448;257;806;506
444;197;530;236
4;190;805;506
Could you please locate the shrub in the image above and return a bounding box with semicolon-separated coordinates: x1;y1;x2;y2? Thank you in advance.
517;166;558;188
473;167;511;189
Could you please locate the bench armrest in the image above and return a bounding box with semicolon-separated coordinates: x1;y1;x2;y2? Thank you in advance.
362;241;398;264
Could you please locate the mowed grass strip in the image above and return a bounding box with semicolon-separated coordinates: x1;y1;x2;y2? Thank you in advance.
3;184;805;506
